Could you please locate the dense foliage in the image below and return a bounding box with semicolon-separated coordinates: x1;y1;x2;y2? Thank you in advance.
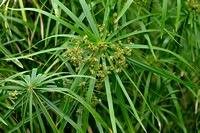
0;0;200;132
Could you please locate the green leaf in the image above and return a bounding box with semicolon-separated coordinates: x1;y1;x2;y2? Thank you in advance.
5;47;65;60
52;0;97;40
33;96;46;133
2;95;26;121
0;102;14;110
126;57;199;89
115;73;147;132
176;0;181;31
102;58;117;133
8;8;85;35
141;73;152;116
116;0;133;22
106;13;158;41
110;29;159;42
37;93;84;133
79;0;99;38
82;77;96;132
0;117;7;126
166;84;187;133
115;84;135;133
161;0;168;38
125;44;197;73
29;92;33;133
0;44;23;68
34;87;110;131
33;91;59;133
139;21;157;59
98;101;126;133
7;99;61;133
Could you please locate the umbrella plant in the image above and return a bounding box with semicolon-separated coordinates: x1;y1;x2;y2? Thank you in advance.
0;0;200;132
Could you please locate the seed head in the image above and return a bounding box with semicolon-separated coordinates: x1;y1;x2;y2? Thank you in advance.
109;56;114;61
83;35;88;40
84;39;89;44
118;40;122;46
90;69;95;74
111;44;115;49
76;40;80;45
94;46;99;52
103;44;107;51
71;38;76;42
110;65;114;70
93;58;98;63
105;71;111;75
124;64;128;68
101;54;106;59
116;68;122;73
79;82;86;87
99;27;103;32
76;67;80;72
98;42;104;47
113;12;117;17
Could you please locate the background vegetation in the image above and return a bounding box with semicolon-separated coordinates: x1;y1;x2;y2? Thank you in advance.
0;0;200;132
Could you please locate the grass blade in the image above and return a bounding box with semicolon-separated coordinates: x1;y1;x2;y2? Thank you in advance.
53;0;97;40
102;59;117;133
35;87;110;131
125;44;197;73
115;73;147;132
29;92;33;133
5;47;64;60
37;93;84;133
139;21;157;59
110;29;159;42
0;117;7;126
141;73;152;116
161;0;168;38
33;91;59;133
115;84;135;133
126;57;199;89
82;77;96;132
106;13;158;41
0;44;23;68
166;84;187;133
115;0;133;22
33;96;46;133
176;0;181;31
8;8;85;35
98;101;126;133
79;0;99;38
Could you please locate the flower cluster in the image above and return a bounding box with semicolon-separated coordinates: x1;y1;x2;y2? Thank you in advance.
76;95;101;115
64;37;132;75
90;95;100;107
113;13;118;30
64;13;133;90
97;24;105;37
9;90;18;99
186;0;200;13
64;36;133;90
